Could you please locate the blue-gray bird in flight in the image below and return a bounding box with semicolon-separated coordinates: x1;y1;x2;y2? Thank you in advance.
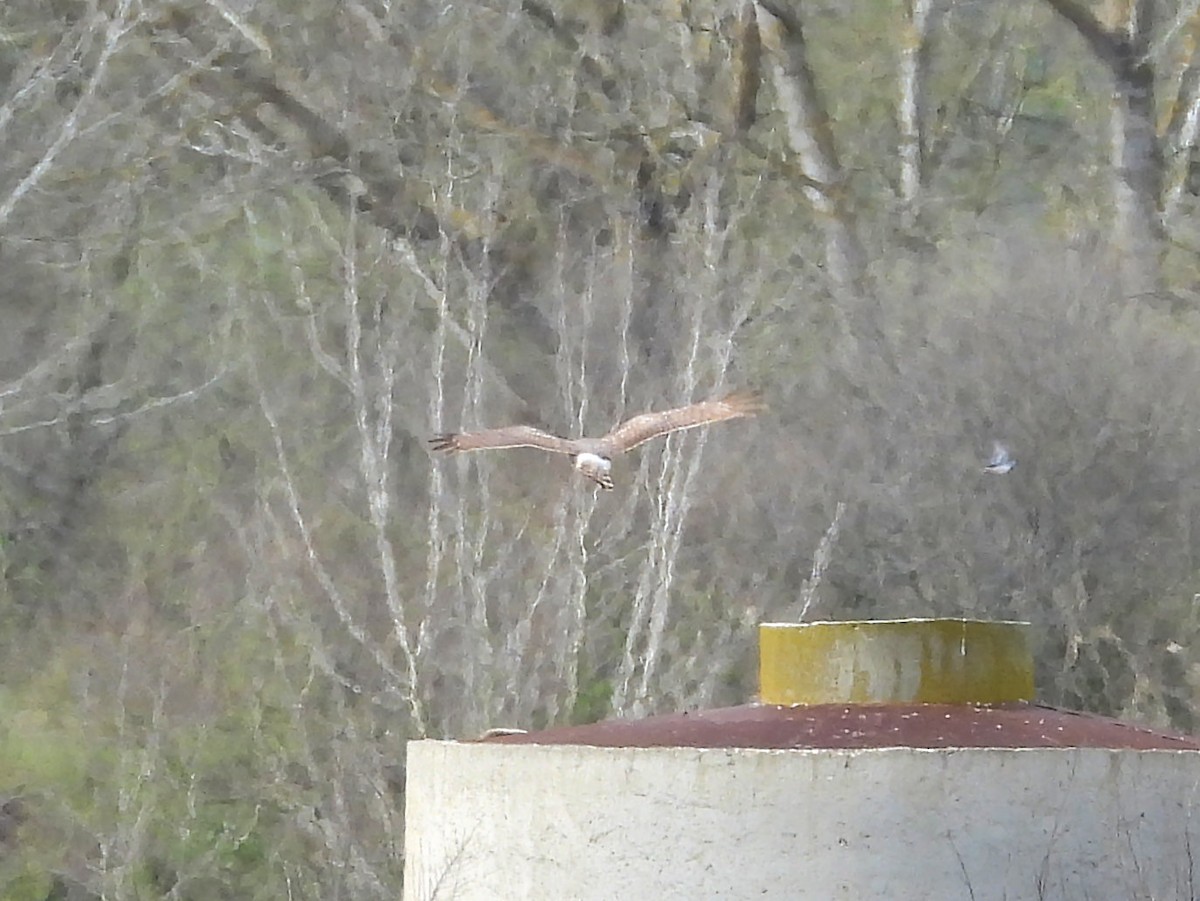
983;442;1015;474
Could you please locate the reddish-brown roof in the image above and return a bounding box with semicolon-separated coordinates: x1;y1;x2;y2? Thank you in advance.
481;703;1200;751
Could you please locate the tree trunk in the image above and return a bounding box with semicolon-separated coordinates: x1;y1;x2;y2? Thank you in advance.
755;0;867;298
1044;0;1165;299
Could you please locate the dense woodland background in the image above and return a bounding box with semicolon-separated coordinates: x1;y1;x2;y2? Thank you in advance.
2;0;1200;897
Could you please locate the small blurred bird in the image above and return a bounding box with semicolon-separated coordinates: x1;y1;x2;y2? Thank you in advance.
984;442;1016;474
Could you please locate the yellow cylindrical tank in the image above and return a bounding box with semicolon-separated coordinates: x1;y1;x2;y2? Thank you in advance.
759;618;1034;704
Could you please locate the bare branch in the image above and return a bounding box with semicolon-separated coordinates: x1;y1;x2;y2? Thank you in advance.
0;0;140;228
1042;0;1127;72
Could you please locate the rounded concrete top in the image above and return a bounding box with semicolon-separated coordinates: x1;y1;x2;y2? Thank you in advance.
480;703;1200;751
759;619;1034;705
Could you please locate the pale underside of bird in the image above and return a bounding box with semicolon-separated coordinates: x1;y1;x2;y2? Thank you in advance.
429;392;764;490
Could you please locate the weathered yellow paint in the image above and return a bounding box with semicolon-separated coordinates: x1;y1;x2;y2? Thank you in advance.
759;619;1034;705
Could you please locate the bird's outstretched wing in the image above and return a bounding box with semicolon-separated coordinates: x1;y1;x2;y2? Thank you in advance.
429;425;578;455
602;392;765;454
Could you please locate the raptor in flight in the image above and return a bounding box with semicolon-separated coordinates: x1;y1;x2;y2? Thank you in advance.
429;392;763;490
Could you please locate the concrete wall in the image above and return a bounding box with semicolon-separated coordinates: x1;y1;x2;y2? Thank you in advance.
403;740;1200;901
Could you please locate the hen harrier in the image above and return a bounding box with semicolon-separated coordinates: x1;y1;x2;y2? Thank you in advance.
429;392;763;490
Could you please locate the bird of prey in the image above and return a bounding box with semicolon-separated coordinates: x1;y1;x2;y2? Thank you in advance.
984;442;1016;474
429;392;763;490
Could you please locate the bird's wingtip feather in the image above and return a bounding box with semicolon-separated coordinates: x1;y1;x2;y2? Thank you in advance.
720;390;767;413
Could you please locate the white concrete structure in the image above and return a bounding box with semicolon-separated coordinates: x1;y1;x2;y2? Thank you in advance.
403;741;1200;901
402;621;1200;900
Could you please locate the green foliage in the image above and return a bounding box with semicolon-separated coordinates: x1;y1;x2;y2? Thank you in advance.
570;671;612;726
0;682;91;793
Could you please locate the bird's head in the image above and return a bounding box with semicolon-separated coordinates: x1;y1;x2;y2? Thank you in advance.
574;452;614;489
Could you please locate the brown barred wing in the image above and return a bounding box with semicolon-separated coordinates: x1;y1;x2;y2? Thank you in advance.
602;392;764;454
428;425;578;455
